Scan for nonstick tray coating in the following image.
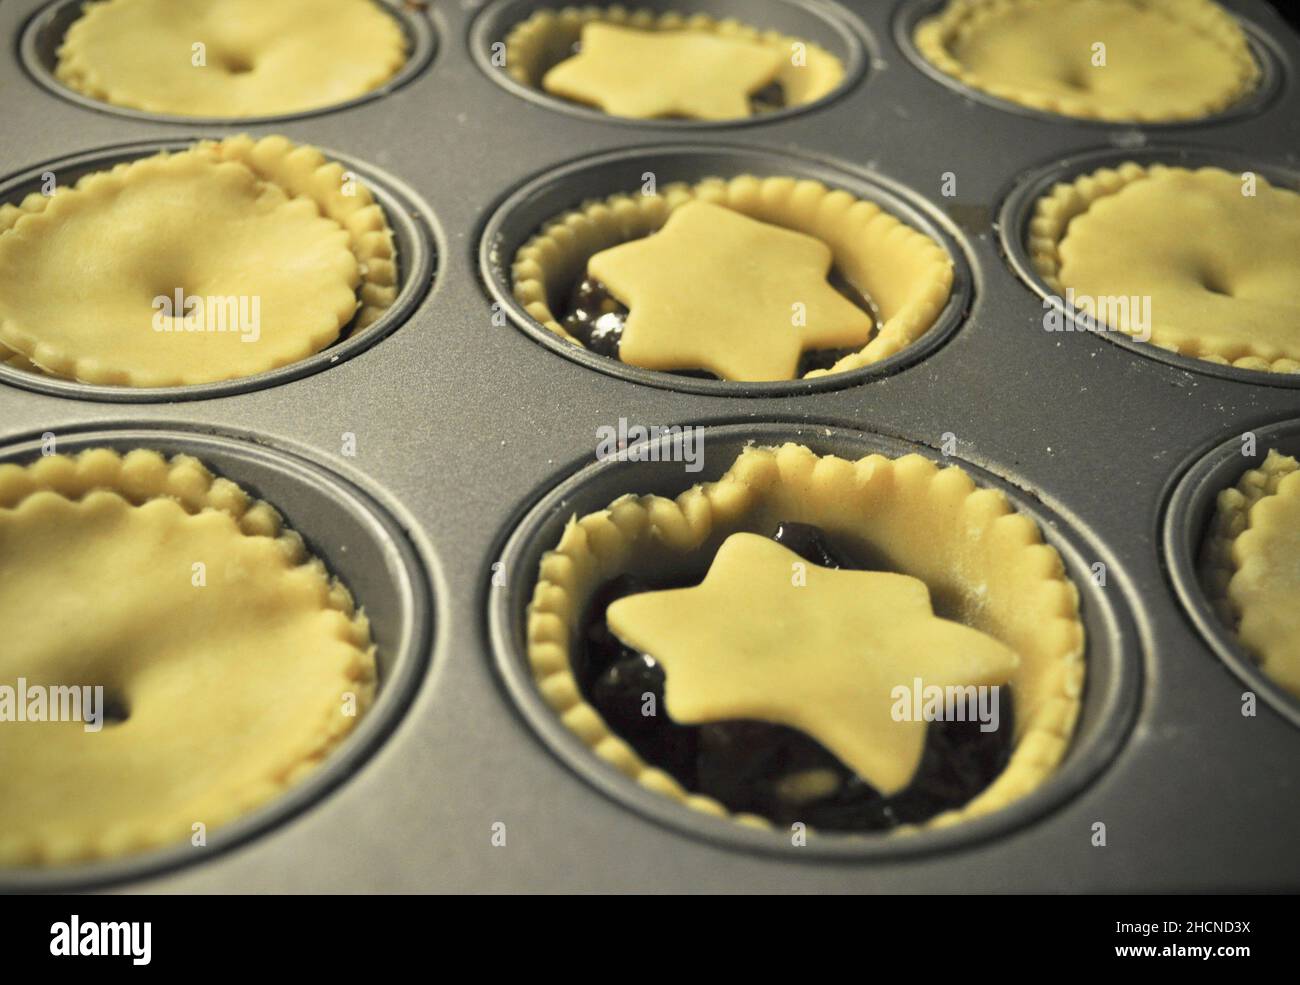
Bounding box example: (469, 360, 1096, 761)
(1, 0, 1297, 892)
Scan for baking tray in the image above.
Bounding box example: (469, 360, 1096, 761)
(0, 0, 1297, 892)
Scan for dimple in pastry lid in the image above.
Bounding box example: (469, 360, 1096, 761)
(488, 424, 1141, 857)
(0, 429, 430, 887)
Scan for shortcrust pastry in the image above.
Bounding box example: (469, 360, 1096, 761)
(914, 0, 1259, 122)
(1030, 163, 1300, 374)
(0, 448, 376, 866)
(0, 135, 398, 388)
(56, 0, 407, 118)
(1200, 449, 1300, 698)
(504, 7, 844, 121)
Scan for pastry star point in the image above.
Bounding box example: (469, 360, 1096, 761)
(606, 532, 1019, 795)
(588, 200, 874, 381)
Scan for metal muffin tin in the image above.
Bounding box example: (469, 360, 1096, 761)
(0, 0, 1297, 892)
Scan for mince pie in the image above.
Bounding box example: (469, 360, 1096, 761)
(0, 135, 397, 387)
(914, 0, 1259, 122)
(1200, 449, 1300, 698)
(57, 0, 407, 118)
(1030, 163, 1300, 374)
(0, 448, 376, 866)
(513, 177, 954, 382)
(504, 6, 845, 121)
(526, 444, 1086, 831)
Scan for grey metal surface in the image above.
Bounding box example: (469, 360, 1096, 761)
(0, 0, 1297, 892)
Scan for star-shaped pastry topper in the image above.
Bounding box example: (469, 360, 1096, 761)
(607, 533, 1020, 795)
(543, 23, 785, 121)
(587, 201, 874, 381)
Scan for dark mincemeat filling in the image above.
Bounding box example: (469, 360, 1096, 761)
(560, 272, 876, 379)
(748, 80, 787, 114)
(576, 522, 1015, 831)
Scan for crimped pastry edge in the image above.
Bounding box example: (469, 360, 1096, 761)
(913, 0, 1260, 123)
(0, 134, 399, 386)
(1028, 161, 1300, 375)
(1199, 449, 1300, 696)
